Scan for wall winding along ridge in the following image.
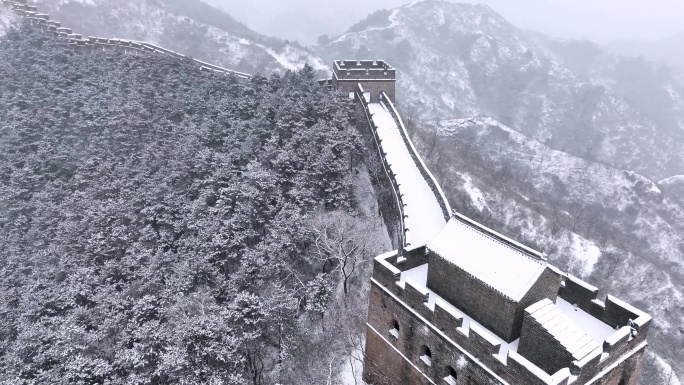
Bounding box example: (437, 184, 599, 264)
(355, 85, 451, 250)
(1, 0, 252, 79)
(3, 0, 450, 253)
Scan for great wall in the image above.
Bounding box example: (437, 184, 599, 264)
(0, 1, 653, 384)
(1, 0, 252, 79)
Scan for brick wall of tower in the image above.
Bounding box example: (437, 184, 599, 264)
(585, 347, 645, 385)
(366, 255, 648, 385)
(333, 79, 396, 103)
(364, 327, 433, 385)
(517, 310, 574, 375)
(426, 253, 517, 342)
(571, 330, 648, 385)
(512, 268, 563, 338)
(426, 253, 561, 342)
(363, 283, 508, 385)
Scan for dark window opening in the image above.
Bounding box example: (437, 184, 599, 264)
(389, 319, 399, 339)
(420, 346, 432, 366)
(444, 366, 457, 384)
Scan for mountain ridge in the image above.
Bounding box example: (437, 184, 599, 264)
(30, 0, 329, 75)
(316, 0, 684, 181)
(608, 30, 684, 72)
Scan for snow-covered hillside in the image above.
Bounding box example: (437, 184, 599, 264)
(316, 1, 684, 181)
(29, 0, 327, 75)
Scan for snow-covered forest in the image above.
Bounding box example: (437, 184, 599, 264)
(0, 25, 383, 384)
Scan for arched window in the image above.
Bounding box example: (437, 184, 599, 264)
(444, 366, 457, 385)
(389, 319, 399, 339)
(420, 345, 432, 366)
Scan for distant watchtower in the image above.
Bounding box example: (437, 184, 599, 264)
(332, 60, 396, 103)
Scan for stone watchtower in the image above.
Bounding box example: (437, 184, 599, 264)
(332, 60, 396, 103)
(365, 214, 651, 385)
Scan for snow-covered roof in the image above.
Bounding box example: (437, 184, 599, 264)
(427, 216, 547, 301)
(526, 299, 609, 362)
(555, 298, 615, 343)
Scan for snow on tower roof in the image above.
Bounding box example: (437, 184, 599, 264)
(427, 216, 547, 301)
(527, 299, 607, 362)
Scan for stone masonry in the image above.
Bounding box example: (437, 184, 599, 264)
(332, 60, 396, 103)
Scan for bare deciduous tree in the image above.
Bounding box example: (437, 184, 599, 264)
(310, 210, 376, 296)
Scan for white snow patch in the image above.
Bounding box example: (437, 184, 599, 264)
(660, 175, 684, 186)
(263, 45, 328, 72)
(58, 0, 97, 5)
(339, 346, 366, 385)
(460, 173, 487, 211)
(0, 6, 19, 37)
(648, 183, 662, 195)
(555, 298, 615, 343)
(456, 355, 468, 369)
(652, 353, 682, 385)
(387, 8, 401, 28)
(435, 9, 445, 26)
(569, 233, 601, 276)
(666, 84, 683, 110)
(406, 0, 427, 7)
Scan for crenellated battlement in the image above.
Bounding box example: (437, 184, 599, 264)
(334, 60, 396, 80)
(559, 275, 651, 335)
(333, 59, 396, 103)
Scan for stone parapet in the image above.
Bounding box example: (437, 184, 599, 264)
(380, 92, 452, 223)
(357, 84, 408, 250)
(558, 275, 651, 336)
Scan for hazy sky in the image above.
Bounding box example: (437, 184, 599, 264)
(202, 0, 684, 45)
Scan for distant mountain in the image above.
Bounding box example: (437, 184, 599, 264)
(316, 1, 684, 181)
(608, 31, 684, 72)
(29, 0, 328, 75)
(198, 0, 392, 47)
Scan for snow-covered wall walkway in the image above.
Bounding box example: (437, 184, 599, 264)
(365, 97, 448, 247)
